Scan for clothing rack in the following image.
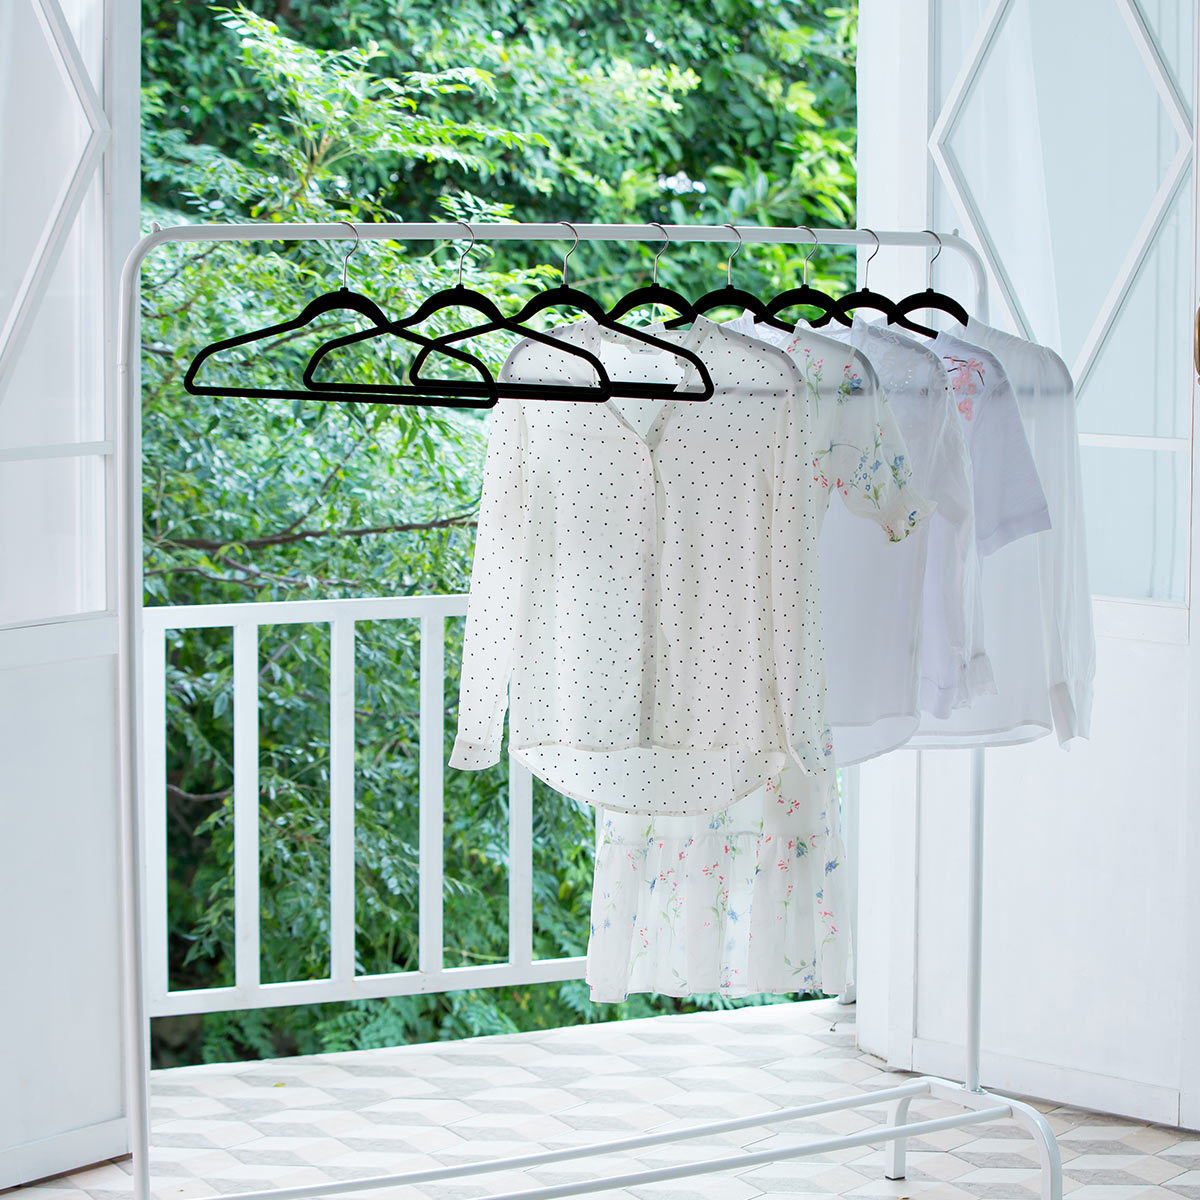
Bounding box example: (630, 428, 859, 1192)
(114, 222, 1063, 1200)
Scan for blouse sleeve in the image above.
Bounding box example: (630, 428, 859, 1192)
(810, 350, 936, 542)
(448, 398, 530, 770)
(1035, 349, 1096, 744)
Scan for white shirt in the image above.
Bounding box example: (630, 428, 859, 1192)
(910, 319, 1095, 746)
(725, 314, 946, 762)
(448, 316, 833, 814)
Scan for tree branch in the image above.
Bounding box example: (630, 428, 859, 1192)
(166, 510, 476, 551)
(167, 783, 233, 803)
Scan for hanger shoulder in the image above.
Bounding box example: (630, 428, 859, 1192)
(298, 287, 391, 326)
(893, 287, 969, 324)
(606, 283, 694, 324)
(826, 286, 898, 328)
(762, 283, 840, 329)
(395, 284, 508, 329)
(510, 286, 607, 324)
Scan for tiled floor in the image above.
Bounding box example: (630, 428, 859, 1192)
(10, 999, 1200, 1200)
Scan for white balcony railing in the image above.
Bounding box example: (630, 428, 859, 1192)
(140, 595, 585, 1018)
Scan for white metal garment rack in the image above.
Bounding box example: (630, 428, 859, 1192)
(114, 221, 1064, 1200)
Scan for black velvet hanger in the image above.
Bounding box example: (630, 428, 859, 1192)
(824, 229, 901, 327)
(183, 223, 500, 409)
(889, 230, 970, 338)
(183, 286, 508, 408)
(758, 227, 841, 331)
(662, 224, 789, 332)
(303, 224, 616, 404)
(605, 223, 697, 327)
(359, 224, 716, 401)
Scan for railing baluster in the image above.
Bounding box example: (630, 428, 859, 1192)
(329, 619, 356, 982)
(142, 625, 169, 1003)
(509, 758, 534, 969)
(232, 621, 260, 992)
(418, 615, 445, 976)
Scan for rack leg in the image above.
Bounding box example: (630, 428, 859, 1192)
(884, 1093, 914, 1180)
(966, 746, 985, 1091)
(1006, 1095, 1064, 1200)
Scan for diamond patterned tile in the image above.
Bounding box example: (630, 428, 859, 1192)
(8, 999, 1200, 1200)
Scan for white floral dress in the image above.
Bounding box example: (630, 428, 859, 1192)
(586, 321, 932, 1003)
(587, 770, 847, 999)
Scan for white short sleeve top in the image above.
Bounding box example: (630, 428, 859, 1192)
(929, 328, 1052, 554)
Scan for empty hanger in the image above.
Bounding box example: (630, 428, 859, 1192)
(183, 221, 493, 406)
(303, 222, 614, 404)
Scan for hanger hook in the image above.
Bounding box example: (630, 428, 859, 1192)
(798, 225, 818, 286)
(339, 220, 360, 290)
(454, 220, 476, 288)
(923, 228, 943, 290)
(558, 221, 579, 287)
(723, 223, 743, 286)
(862, 227, 881, 287)
(650, 222, 670, 284)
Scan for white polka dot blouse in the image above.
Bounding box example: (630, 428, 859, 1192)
(449, 316, 841, 815)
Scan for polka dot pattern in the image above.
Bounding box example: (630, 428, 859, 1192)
(447, 316, 832, 815)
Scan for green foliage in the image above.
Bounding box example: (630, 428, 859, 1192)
(142, 0, 856, 1068)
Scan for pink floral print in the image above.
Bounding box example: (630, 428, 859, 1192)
(945, 354, 985, 420)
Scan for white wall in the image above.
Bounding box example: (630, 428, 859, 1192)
(856, 0, 1199, 1126)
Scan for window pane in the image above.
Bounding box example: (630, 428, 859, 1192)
(945, 0, 1183, 369)
(0, 0, 93, 350)
(1080, 445, 1188, 602)
(0, 185, 105, 450)
(1076, 180, 1193, 439)
(0, 454, 106, 624)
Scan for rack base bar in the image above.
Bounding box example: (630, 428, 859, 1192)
(194, 1080, 929, 1200)
(473, 1105, 1013, 1200)
(201, 1102, 1012, 1200)
(889, 1078, 1064, 1200)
